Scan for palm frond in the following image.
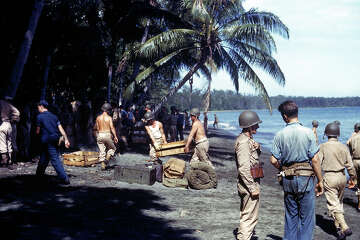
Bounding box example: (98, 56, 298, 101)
(224, 9, 289, 39)
(222, 24, 276, 55)
(218, 46, 239, 91)
(230, 49, 272, 111)
(137, 29, 200, 61)
(135, 48, 190, 84)
(228, 43, 285, 86)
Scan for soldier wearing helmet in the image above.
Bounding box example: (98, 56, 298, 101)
(347, 122, 360, 212)
(233, 110, 262, 240)
(144, 112, 167, 163)
(94, 102, 118, 170)
(184, 108, 214, 168)
(318, 122, 356, 239)
(312, 120, 319, 145)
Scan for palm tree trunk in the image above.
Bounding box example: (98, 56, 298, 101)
(107, 64, 113, 103)
(154, 62, 202, 114)
(6, 0, 44, 99)
(40, 48, 54, 100)
(130, 19, 150, 82)
(203, 80, 211, 112)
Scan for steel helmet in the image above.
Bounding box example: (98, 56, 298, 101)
(333, 120, 341, 126)
(190, 108, 200, 117)
(325, 122, 340, 137)
(238, 111, 262, 128)
(101, 103, 112, 112)
(354, 123, 360, 131)
(312, 120, 319, 128)
(144, 112, 154, 121)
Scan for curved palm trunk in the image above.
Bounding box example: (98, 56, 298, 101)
(203, 80, 211, 112)
(154, 62, 202, 114)
(6, 0, 44, 99)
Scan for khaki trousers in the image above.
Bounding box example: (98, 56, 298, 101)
(149, 138, 163, 162)
(96, 132, 116, 162)
(353, 159, 360, 194)
(324, 171, 347, 228)
(190, 140, 214, 169)
(237, 181, 260, 240)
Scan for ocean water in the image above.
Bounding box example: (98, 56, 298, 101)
(202, 107, 360, 151)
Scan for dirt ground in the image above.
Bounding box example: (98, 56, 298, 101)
(1, 128, 359, 240)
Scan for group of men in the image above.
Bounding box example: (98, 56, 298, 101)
(3, 97, 360, 239)
(144, 107, 214, 169)
(157, 105, 188, 142)
(235, 100, 360, 240)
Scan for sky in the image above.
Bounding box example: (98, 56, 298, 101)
(187, 0, 360, 97)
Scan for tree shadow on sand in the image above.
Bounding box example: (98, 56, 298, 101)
(316, 214, 337, 238)
(0, 175, 198, 240)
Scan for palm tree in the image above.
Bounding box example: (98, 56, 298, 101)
(135, 0, 289, 112)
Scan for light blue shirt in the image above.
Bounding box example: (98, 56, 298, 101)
(271, 122, 319, 166)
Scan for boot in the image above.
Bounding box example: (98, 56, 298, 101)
(334, 213, 352, 238)
(336, 228, 345, 240)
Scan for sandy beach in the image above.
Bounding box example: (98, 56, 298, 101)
(0, 127, 359, 240)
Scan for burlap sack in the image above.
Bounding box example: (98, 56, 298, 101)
(163, 158, 186, 179)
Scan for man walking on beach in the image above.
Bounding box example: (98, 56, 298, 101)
(35, 100, 71, 184)
(347, 122, 360, 211)
(213, 113, 219, 128)
(184, 108, 214, 168)
(318, 122, 356, 239)
(234, 110, 263, 240)
(94, 103, 118, 170)
(269, 100, 323, 240)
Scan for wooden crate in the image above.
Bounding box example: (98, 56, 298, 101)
(156, 140, 190, 157)
(62, 151, 99, 167)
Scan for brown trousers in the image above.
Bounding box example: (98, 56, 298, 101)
(96, 132, 116, 162)
(190, 140, 214, 169)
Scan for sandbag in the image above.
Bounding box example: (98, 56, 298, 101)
(186, 162, 217, 190)
(163, 158, 186, 179)
(162, 176, 188, 188)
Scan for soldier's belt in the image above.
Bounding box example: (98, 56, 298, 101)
(280, 162, 314, 177)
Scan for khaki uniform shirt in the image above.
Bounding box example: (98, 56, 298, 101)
(318, 138, 356, 177)
(235, 133, 260, 193)
(348, 133, 360, 159)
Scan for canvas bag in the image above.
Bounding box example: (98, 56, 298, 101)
(163, 158, 186, 179)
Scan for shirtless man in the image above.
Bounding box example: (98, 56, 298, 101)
(94, 103, 118, 170)
(184, 108, 214, 168)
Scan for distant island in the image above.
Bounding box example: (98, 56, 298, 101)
(167, 88, 360, 111)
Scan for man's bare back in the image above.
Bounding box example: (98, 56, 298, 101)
(191, 119, 206, 142)
(96, 113, 113, 132)
(95, 112, 118, 143)
(184, 118, 206, 152)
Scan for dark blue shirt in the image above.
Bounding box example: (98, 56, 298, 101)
(36, 111, 61, 144)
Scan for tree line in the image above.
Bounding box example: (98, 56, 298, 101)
(2, 0, 289, 113)
(167, 88, 360, 111)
